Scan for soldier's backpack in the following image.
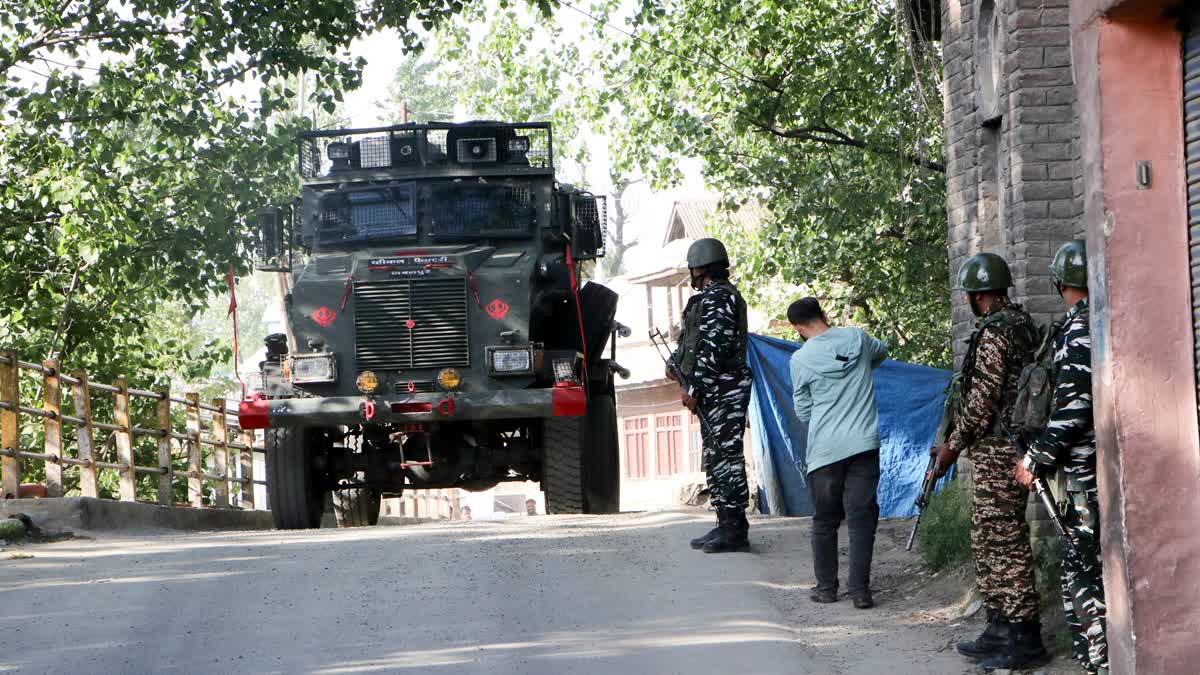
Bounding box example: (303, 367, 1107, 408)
(1010, 319, 1064, 436)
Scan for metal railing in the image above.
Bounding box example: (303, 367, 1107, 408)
(0, 350, 264, 509)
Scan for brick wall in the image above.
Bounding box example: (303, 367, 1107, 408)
(941, 0, 1084, 366)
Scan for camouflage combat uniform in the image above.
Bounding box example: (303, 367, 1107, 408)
(947, 297, 1041, 622)
(1025, 298, 1107, 673)
(675, 280, 752, 512)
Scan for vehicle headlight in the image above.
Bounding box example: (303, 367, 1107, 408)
(488, 347, 533, 375)
(355, 370, 379, 394)
(289, 353, 337, 384)
(437, 367, 462, 390)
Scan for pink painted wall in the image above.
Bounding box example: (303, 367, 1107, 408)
(1071, 1, 1200, 672)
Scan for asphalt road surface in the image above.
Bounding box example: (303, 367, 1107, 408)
(0, 511, 1050, 674)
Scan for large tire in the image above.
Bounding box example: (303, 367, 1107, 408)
(583, 394, 621, 514)
(332, 484, 381, 527)
(542, 416, 585, 514)
(266, 427, 327, 529)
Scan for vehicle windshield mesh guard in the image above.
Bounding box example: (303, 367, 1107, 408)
(429, 183, 534, 237)
(318, 184, 417, 244)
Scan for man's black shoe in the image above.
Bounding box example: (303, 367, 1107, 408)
(690, 526, 721, 550)
(702, 526, 750, 553)
(852, 592, 874, 609)
(810, 588, 838, 603)
(979, 619, 1049, 672)
(956, 609, 1008, 661)
(702, 508, 750, 553)
(690, 512, 724, 550)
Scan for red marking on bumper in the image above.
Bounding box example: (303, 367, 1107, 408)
(392, 402, 433, 414)
(238, 396, 271, 429)
(363, 400, 377, 421)
(552, 386, 587, 417)
(312, 306, 336, 327)
(437, 398, 456, 416)
(485, 299, 510, 320)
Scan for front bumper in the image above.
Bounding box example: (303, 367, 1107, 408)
(238, 386, 586, 429)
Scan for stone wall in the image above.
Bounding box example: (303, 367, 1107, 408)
(941, 0, 1085, 366)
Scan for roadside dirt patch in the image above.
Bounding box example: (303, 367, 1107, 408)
(749, 515, 1085, 674)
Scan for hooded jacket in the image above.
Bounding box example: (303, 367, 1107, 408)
(789, 327, 889, 473)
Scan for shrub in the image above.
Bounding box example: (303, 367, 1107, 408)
(917, 480, 974, 571)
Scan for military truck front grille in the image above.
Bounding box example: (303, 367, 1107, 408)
(393, 380, 435, 394)
(354, 279, 470, 371)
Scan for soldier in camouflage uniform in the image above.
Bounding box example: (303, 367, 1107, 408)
(669, 238, 753, 554)
(1015, 240, 1107, 674)
(931, 253, 1046, 669)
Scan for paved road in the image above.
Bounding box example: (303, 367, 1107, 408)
(0, 511, 1008, 674)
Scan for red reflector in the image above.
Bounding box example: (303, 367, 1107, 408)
(552, 386, 587, 417)
(238, 396, 270, 429)
(391, 402, 433, 414)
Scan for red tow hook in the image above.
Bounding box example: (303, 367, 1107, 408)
(436, 398, 455, 416)
(362, 400, 377, 421)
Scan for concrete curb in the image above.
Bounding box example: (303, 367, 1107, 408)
(0, 498, 275, 532)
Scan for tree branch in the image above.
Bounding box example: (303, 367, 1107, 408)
(750, 118, 945, 173)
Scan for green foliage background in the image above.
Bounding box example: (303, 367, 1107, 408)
(384, 0, 951, 365)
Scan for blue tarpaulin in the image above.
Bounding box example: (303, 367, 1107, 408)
(746, 334, 952, 518)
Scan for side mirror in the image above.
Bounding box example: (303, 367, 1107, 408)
(568, 193, 607, 261)
(254, 205, 292, 272)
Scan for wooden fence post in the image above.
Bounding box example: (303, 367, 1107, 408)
(240, 429, 255, 510)
(156, 388, 173, 506)
(72, 371, 97, 498)
(42, 359, 63, 497)
(186, 393, 202, 507)
(113, 379, 136, 502)
(211, 398, 229, 508)
(0, 351, 19, 499)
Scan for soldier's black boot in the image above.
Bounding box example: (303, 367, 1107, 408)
(690, 511, 724, 550)
(979, 619, 1048, 672)
(956, 609, 1009, 661)
(703, 508, 750, 553)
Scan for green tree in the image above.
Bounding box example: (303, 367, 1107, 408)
(0, 0, 528, 383)
(588, 0, 950, 364)
(413, 4, 644, 275)
(422, 1, 948, 363)
(0, 0, 559, 499)
(377, 57, 457, 123)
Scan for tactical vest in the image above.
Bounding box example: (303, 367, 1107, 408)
(945, 303, 1039, 439)
(678, 280, 749, 379)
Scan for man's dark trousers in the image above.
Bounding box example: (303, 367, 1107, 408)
(808, 449, 880, 598)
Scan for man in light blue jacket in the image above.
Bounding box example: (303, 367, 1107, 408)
(788, 298, 888, 609)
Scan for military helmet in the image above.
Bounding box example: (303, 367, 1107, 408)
(957, 252, 1013, 292)
(686, 238, 729, 269)
(1051, 240, 1088, 289)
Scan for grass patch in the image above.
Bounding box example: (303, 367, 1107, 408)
(917, 480, 973, 571)
(1034, 537, 1064, 609)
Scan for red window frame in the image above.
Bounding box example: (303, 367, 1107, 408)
(622, 416, 650, 479)
(654, 412, 684, 476)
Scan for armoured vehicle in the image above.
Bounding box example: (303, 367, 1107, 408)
(240, 121, 625, 529)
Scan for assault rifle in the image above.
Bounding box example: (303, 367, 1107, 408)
(906, 455, 938, 551)
(648, 328, 715, 437)
(1009, 432, 1076, 558)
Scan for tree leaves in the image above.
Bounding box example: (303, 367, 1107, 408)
(0, 0, 485, 384)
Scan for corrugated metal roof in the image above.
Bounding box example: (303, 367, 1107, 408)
(662, 198, 769, 246)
